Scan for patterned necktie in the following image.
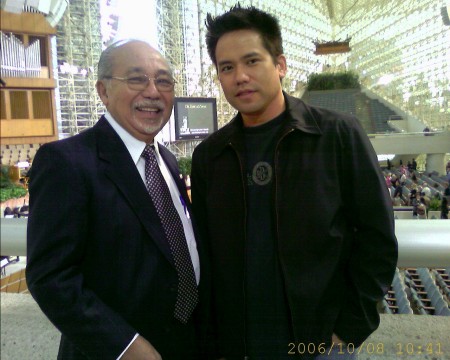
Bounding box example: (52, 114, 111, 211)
(142, 145, 198, 323)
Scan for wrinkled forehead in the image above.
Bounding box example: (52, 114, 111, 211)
(112, 42, 172, 75)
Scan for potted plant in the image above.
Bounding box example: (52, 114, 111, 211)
(178, 157, 192, 178)
(0, 165, 28, 203)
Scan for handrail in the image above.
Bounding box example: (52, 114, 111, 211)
(1, 218, 27, 256)
(1, 218, 450, 268)
(368, 130, 446, 137)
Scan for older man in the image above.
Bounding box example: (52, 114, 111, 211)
(27, 40, 205, 360)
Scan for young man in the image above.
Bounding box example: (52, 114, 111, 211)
(191, 5, 398, 360)
(26, 40, 206, 360)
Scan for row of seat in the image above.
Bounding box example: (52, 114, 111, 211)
(404, 268, 450, 316)
(3, 206, 29, 218)
(432, 269, 450, 300)
(385, 168, 447, 195)
(381, 268, 413, 314)
(382, 267, 450, 316)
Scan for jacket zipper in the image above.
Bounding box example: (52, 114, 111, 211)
(273, 128, 297, 343)
(229, 142, 249, 359)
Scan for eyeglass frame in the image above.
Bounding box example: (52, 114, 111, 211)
(103, 74, 177, 92)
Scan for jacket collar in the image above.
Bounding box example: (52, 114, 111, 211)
(207, 92, 322, 156)
(284, 92, 322, 135)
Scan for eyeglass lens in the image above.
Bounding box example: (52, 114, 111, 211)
(126, 75, 175, 92)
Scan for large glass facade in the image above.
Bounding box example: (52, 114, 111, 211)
(162, 0, 449, 129)
(336, 0, 449, 129)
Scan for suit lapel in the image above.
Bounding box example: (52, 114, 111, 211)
(94, 117, 175, 266)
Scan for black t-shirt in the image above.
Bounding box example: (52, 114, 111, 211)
(243, 112, 293, 359)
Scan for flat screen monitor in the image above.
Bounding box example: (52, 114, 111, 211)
(173, 97, 218, 140)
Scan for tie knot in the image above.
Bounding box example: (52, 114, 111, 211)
(142, 144, 156, 161)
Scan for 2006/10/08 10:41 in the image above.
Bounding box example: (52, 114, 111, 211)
(287, 342, 444, 356)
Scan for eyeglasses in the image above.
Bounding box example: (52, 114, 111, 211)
(104, 74, 176, 92)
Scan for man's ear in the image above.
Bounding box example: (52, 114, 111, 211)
(96, 80, 109, 106)
(276, 54, 287, 79)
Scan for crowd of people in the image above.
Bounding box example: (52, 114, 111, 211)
(385, 161, 450, 219)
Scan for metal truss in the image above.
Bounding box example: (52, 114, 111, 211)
(55, 0, 449, 149)
(56, 0, 104, 137)
(334, 0, 450, 130)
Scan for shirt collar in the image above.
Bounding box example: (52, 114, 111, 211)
(104, 111, 160, 165)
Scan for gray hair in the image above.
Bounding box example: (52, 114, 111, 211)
(97, 39, 174, 80)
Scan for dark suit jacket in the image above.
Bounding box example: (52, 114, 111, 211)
(26, 117, 207, 359)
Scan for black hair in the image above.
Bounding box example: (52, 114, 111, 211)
(205, 4, 283, 66)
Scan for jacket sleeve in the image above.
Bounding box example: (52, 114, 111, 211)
(191, 144, 209, 247)
(191, 144, 220, 359)
(26, 143, 136, 359)
(333, 117, 398, 346)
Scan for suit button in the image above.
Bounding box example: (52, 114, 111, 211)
(169, 284, 177, 292)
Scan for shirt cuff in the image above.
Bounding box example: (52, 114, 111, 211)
(117, 333, 139, 359)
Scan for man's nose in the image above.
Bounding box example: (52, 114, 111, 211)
(141, 78, 160, 97)
(234, 65, 250, 84)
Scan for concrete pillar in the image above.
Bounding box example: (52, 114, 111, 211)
(426, 153, 445, 175)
